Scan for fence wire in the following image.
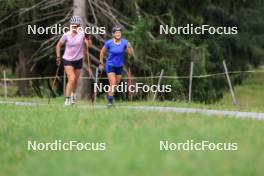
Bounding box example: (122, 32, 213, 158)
(1, 68, 264, 103)
(1, 69, 264, 81)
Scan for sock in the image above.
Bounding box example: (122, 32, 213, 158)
(108, 96, 113, 104)
(71, 92, 76, 99)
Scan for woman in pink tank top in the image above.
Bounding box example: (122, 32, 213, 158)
(56, 16, 92, 106)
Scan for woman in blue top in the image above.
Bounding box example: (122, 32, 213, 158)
(99, 26, 134, 107)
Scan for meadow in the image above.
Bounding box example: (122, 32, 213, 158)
(0, 70, 264, 176)
(0, 104, 264, 176)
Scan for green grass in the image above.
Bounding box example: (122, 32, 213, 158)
(220, 72, 264, 111)
(0, 104, 264, 176)
(1, 69, 263, 175)
(119, 71, 264, 112)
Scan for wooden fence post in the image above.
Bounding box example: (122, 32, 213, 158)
(223, 60, 237, 105)
(153, 69, 164, 101)
(188, 62, 194, 102)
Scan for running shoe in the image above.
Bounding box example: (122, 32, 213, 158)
(71, 92, 77, 104)
(107, 103, 114, 108)
(64, 98, 71, 106)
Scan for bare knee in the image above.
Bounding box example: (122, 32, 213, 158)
(74, 76, 79, 85)
(68, 75, 76, 85)
(109, 79, 116, 87)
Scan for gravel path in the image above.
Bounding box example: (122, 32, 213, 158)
(1, 100, 264, 120)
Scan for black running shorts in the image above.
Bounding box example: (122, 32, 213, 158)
(63, 59, 83, 69)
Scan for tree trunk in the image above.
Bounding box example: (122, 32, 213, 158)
(16, 17, 32, 96)
(73, 0, 91, 100)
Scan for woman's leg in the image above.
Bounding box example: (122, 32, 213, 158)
(69, 69, 81, 103)
(115, 66, 123, 85)
(72, 69, 81, 93)
(107, 72, 116, 105)
(115, 75, 122, 85)
(64, 66, 76, 101)
(72, 59, 82, 93)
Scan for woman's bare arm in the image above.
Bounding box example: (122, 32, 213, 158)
(100, 47, 107, 64)
(127, 42, 134, 56)
(56, 42, 63, 65)
(85, 37, 93, 49)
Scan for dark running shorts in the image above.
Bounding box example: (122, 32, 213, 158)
(106, 65, 123, 75)
(63, 59, 83, 69)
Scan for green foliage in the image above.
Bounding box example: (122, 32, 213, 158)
(1, 0, 264, 102)
(121, 0, 264, 103)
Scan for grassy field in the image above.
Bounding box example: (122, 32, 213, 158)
(0, 70, 263, 176)
(220, 71, 264, 111)
(0, 103, 264, 176)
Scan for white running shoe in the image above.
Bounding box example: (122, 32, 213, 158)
(107, 103, 115, 108)
(64, 98, 71, 106)
(71, 92, 77, 104)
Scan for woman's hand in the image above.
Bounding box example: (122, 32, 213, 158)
(56, 57, 61, 66)
(99, 63, 104, 72)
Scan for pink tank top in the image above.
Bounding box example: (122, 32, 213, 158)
(59, 31, 85, 61)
